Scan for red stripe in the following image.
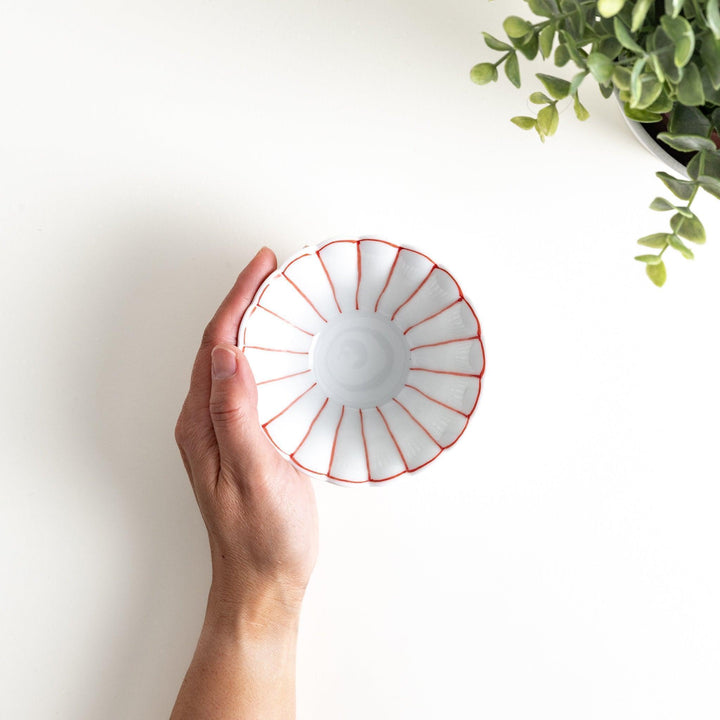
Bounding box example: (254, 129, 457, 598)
(292, 397, 329, 457)
(282, 272, 328, 322)
(391, 264, 436, 321)
(317, 251, 342, 314)
(403, 297, 462, 335)
(393, 398, 442, 448)
(409, 367, 480, 378)
(376, 405, 409, 471)
(359, 408, 371, 481)
(374, 246, 401, 313)
(243, 346, 308, 355)
(256, 304, 314, 336)
(262, 383, 317, 428)
(404, 384, 468, 417)
(327, 405, 345, 477)
(256, 368, 312, 386)
(409, 335, 478, 351)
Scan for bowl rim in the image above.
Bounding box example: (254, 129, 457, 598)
(238, 236, 486, 486)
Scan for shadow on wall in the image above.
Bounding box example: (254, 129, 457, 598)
(71, 209, 267, 719)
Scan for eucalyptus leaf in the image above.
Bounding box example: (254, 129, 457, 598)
(598, 0, 625, 18)
(668, 104, 712, 136)
(660, 15, 695, 67)
(504, 16, 533, 39)
(676, 63, 705, 106)
(656, 171, 696, 200)
(530, 91, 553, 104)
(623, 103, 663, 122)
(708, 0, 720, 40)
(646, 260, 667, 286)
(613, 66, 632, 90)
(570, 71, 588, 95)
(635, 254, 664, 264)
(614, 17, 645, 54)
(657, 132, 716, 152)
(671, 212, 706, 242)
(649, 196, 675, 211)
(667, 0, 686, 19)
(554, 43, 571, 66)
(637, 232, 671, 247)
(667, 233, 695, 258)
(632, 0, 654, 32)
(537, 104, 560, 135)
(587, 52, 615, 84)
(634, 74, 664, 109)
(539, 24, 555, 59)
(537, 73, 571, 99)
(505, 52, 521, 88)
(699, 174, 720, 198)
(511, 115, 537, 130)
(483, 33, 512, 52)
(700, 35, 720, 89)
(573, 95, 590, 120)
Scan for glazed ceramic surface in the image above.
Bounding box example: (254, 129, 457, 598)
(238, 238, 485, 484)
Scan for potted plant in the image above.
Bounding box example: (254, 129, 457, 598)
(471, 0, 720, 285)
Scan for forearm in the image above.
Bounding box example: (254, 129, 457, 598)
(170, 588, 300, 720)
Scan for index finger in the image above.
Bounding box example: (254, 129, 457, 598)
(183, 247, 277, 415)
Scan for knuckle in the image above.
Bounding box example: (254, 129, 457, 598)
(174, 414, 190, 447)
(209, 400, 248, 426)
(201, 321, 218, 349)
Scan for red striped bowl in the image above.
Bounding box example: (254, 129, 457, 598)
(238, 238, 485, 485)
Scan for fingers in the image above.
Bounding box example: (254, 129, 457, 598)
(184, 247, 277, 417)
(209, 344, 270, 479)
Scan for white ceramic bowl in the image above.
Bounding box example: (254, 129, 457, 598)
(238, 238, 485, 484)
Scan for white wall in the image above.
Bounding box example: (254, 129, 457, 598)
(2, 1, 719, 718)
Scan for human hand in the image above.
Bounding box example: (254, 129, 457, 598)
(174, 247, 319, 627)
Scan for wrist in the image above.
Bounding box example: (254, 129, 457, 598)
(205, 578, 303, 642)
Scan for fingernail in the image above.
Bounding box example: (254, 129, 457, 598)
(255, 246, 268, 258)
(212, 346, 237, 379)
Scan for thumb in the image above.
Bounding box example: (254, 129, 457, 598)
(209, 343, 266, 466)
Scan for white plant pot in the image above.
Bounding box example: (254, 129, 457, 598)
(617, 101, 688, 177)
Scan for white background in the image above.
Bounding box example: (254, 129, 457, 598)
(2, 1, 719, 718)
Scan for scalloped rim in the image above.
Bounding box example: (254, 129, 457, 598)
(238, 237, 486, 486)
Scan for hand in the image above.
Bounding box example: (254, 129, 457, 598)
(174, 247, 319, 625)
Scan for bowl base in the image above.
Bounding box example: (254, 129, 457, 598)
(309, 310, 410, 409)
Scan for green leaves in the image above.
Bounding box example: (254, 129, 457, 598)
(511, 116, 537, 130)
(587, 52, 614, 84)
(650, 196, 675, 211)
(482, 33, 511, 52)
(469, 0, 720, 287)
(656, 171, 696, 200)
(505, 52, 521, 87)
(660, 15, 695, 67)
(537, 103, 560, 136)
(671, 212, 706, 242)
(638, 232, 671, 248)
(676, 63, 705, 105)
(503, 16, 533, 39)
(598, 0, 625, 18)
(536, 73, 570, 99)
(470, 63, 498, 85)
(614, 17, 645, 54)
(539, 24, 555, 59)
(632, 0, 654, 32)
(708, 0, 720, 40)
(657, 133, 717, 152)
(646, 260, 668, 286)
